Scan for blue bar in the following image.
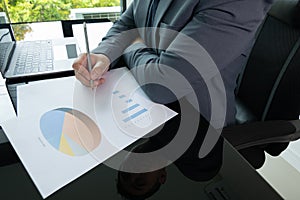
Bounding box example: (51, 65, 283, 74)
(113, 90, 119, 94)
(123, 108, 148, 123)
(126, 99, 133, 103)
(122, 104, 140, 114)
(119, 95, 126, 99)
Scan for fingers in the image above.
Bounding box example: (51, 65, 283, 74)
(74, 70, 91, 87)
(91, 64, 108, 81)
(73, 53, 110, 88)
(75, 71, 105, 88)
(73, 54, 92, 87)
(77, 64, 91, 81)
(72, 53, 90, 79)
(72, 53, 86, 71)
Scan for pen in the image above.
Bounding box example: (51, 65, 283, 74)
(83, 22, 93, 88)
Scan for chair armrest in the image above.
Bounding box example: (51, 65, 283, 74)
(222, 120, 300, 150)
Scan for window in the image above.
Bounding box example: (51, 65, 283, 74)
(0, 0, 124, 41)
(70, 6, 121, 22)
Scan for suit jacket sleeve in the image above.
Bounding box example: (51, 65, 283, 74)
(91, 2, 139, 64)
(121, 1, 273, 103)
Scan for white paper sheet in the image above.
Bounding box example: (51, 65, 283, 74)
(2, 67, 177, 198)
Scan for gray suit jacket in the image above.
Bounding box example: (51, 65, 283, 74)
(92, 0, 274, 127)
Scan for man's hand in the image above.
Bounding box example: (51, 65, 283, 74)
(72, 53, 110, 88)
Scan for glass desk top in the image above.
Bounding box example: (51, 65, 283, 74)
(0, 139, 282, 200)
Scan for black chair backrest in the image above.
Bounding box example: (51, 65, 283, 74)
(236, 0, 300, 121)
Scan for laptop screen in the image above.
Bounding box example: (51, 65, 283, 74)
(0, 23, 15, 41)
(0, 28, 12, 42)
(0, 23, 15, 75)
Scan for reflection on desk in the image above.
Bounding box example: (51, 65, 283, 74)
(0, 140, 282, 200)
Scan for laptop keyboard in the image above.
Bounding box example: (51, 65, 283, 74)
(14, 40, 53, 75)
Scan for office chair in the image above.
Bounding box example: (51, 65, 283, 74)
(222, 0, 300, 169)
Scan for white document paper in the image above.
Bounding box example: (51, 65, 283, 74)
(2, 67, 177, 198)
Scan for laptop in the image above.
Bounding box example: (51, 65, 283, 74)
(0, 23, 80, 83)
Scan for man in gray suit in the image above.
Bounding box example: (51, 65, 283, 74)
(73, 0, 275, 197)
(73, 0, 274, 127)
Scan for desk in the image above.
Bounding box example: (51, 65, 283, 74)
(0, 139, 282, 199)
(0, 74, 16, 144)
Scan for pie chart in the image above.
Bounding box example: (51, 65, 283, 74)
(40, 108, 101, 156)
